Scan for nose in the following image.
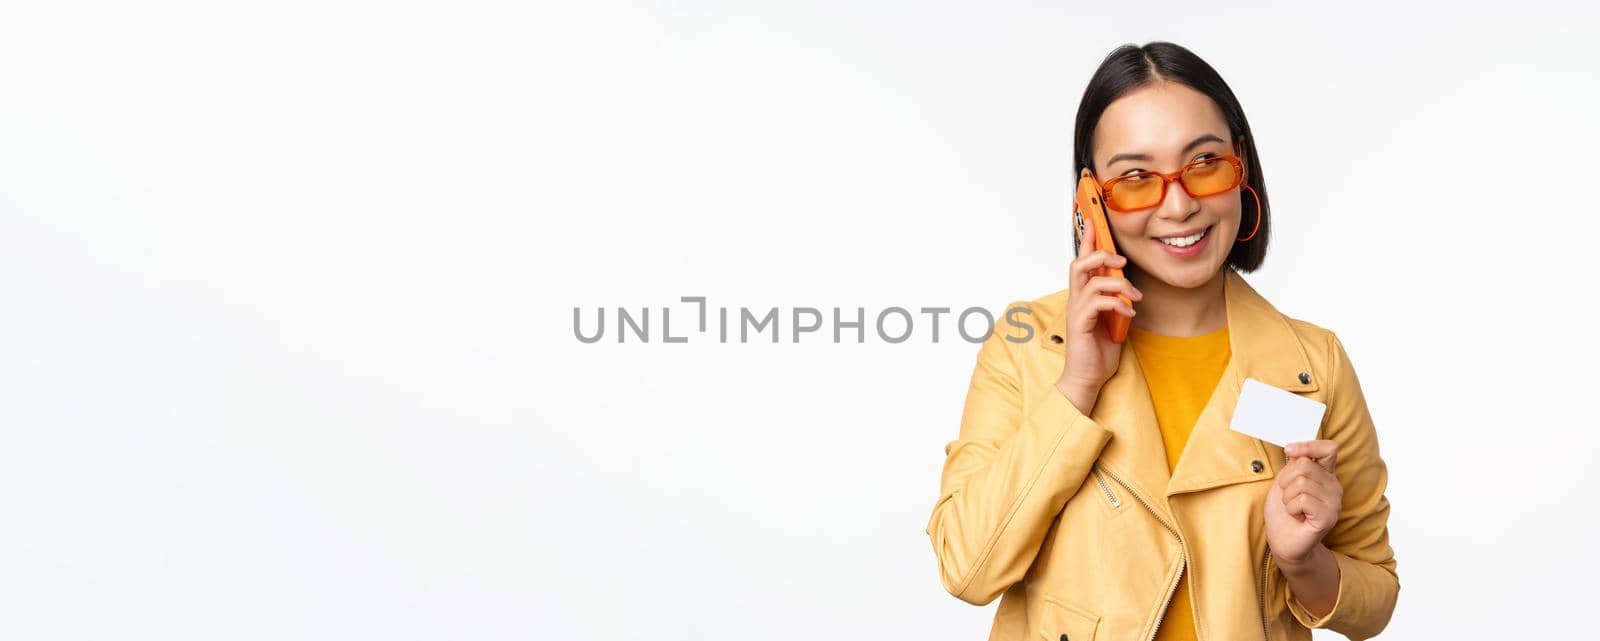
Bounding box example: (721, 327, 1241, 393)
(1156, 177, 1198, 222)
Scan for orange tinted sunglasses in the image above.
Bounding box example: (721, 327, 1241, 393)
(1099, 154, 1246, 213)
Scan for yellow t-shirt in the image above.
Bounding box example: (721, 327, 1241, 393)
(1127, 323, 1231, 641)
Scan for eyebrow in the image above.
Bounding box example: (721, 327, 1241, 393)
(1104, 134, 1227, 169)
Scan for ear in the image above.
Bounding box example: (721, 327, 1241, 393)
(1079, 166, 1093, 181)
(1233, 138, 1248, 180)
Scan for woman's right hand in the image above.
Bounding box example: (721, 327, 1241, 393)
(1055, 212, 1142, 414)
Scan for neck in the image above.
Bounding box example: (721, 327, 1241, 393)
(1126, 265, 1228, 337)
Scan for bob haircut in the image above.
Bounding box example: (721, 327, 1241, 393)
(1073, 41, 1270, 272)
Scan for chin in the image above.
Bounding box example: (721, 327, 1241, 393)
(1132, 254, 1226, 289)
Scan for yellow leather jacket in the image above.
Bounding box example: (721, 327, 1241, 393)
(926, 268, 1398, 641)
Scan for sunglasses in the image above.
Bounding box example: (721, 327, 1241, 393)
(1098, 154, 1246, 213)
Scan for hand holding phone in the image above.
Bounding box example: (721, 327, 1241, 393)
(1072, 176, 1136, 343)
(1056, 176, 1143, 413)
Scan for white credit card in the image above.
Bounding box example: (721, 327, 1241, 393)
(1229, 377, 1326, 447)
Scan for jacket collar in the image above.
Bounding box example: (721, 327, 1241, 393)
(1034, 268, 1319, 517)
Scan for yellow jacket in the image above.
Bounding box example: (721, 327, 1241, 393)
(926, 268, 1398, 641)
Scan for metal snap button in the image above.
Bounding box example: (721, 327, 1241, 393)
(1251, 459, 1265, 473)
(1298, 372, 1311, 384)
(1050, 334, 1064, 344)
(1060, 635, 1069, 641)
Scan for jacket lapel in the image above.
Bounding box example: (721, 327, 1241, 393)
(1036, 268, 1322, 513)
(1085, 341, 1172, 510)
(1166, 269, 1319, 496)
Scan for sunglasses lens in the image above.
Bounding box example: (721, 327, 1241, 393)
(1106, 174, 1164, 211)
(1181, 158, 1242, 196)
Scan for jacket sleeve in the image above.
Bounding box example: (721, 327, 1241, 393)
(1280, 332, 1400, 640)
(924, 303, 1113, 605)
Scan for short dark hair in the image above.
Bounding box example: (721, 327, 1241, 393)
(1073, 41, 1270, 272)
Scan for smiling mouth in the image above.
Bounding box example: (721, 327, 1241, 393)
(1155, 225, 1211, 248)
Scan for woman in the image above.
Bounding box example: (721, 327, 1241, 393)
(925, 42, 1398, 641)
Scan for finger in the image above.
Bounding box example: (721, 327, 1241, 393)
(1285, 440, 1338, 472)
(1284, 486, 1334, 512)
(1283, 472, 1336, 499)
(1283, 477, 1341, 516)
(1275, 457, 1332, 493)
(1298, 458, 1341, 487)
(1284, 439, 1335, 460)
(1284, 490, 1310, 520)
(1069, 295, 1136, 335)
(1070, 251, 1127, 293)
(1288, 492, 1337, 528)
(1286, 493, 1327, 522)
(1083, 275, 1143, 302)
(1070, 250, 1123, 283)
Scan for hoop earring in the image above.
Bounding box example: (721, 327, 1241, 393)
(1236, 184, 1262, 243)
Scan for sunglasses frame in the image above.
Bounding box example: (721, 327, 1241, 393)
(1099, 154, 1247, 213)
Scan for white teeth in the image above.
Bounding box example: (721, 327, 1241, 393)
(1158, 227, 1208, 248)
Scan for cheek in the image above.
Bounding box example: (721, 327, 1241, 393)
(1107, 215, 1148, 251)
(1218, 193, 1246, 229)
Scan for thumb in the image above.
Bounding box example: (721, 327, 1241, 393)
(1285, 439, 1338, 473)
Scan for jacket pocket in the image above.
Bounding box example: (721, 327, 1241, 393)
(1257, 546, 1276, 640)
(1035, 595, 1100, 641)
(1090, 466, 1124, 514)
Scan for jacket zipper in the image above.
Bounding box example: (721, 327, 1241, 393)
(1258, 546, 1273, 640)
(1091, 468, 1121, 508)
(1097, 466, 1185, 641)
(1149, 558, 1185, 641)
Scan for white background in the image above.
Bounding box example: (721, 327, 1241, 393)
(2, 1, 1597, 639)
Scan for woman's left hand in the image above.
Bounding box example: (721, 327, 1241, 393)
(1264, 439, 1343, 564)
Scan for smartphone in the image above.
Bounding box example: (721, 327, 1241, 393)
(1073, 176, 1132, 343)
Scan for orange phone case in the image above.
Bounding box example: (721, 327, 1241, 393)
(1074, 176, 1132, 343)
